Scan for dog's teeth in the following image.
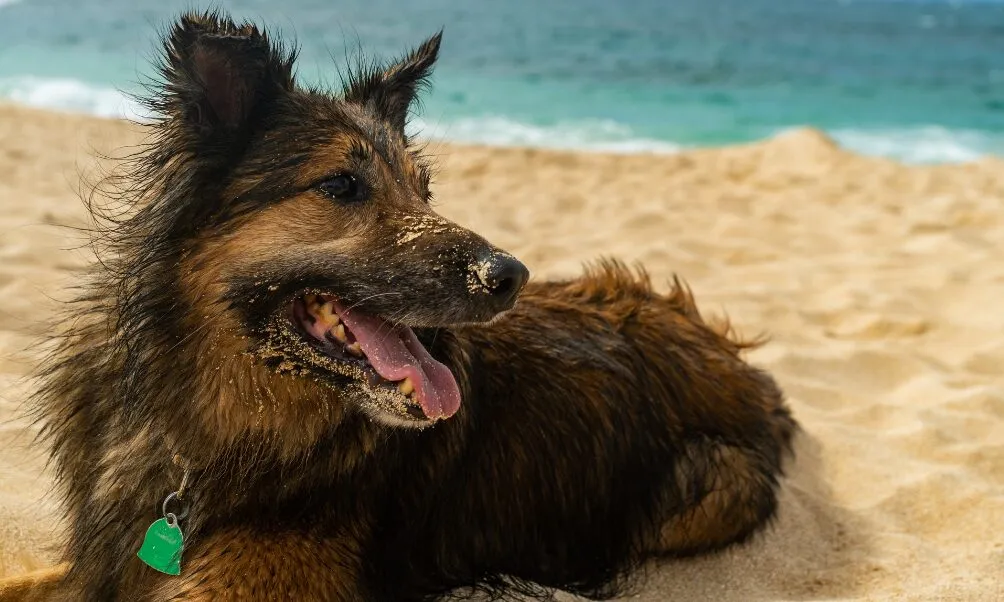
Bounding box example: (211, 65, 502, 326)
(346, 342, 363, 357)
(331, 324, 347, 342)
(318, 303, 340, 326)
(398, 377, 414, 396)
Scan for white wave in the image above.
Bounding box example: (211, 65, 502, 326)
(410, 115, 683, 154)
(0, 0, 22, 7)
(415, 118, 1001, 164)
(0, 76, 147, 120)
(830, 126, 1000, 164)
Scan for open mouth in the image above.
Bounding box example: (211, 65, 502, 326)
(286, 294, 462, 422)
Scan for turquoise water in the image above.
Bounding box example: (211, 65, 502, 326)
(2, 0, 1004, 162)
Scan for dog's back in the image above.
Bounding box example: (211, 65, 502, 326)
(358, 265, 795, 600)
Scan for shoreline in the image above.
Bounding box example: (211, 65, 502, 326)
(2, 99, 1001, 166)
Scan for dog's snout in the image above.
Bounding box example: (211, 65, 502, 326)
(474, 252, 529, 311)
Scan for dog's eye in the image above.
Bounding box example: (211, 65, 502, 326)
(318, 174, 364, 203)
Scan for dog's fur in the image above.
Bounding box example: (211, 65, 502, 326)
(27, 11, 796, 601)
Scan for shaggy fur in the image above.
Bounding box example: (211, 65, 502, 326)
(26, 10, 796, 602)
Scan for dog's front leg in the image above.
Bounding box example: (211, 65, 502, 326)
(143, 527, 369, 601)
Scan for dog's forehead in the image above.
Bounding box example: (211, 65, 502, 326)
(286, 97, 427, 188)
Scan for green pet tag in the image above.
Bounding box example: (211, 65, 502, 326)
(137, 516, 184, 575)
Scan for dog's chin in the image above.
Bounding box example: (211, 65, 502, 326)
(337, 382, 436, 429)
(253, 292, 465, 429)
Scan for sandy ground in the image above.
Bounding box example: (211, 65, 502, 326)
(0, 103, 1002, 600)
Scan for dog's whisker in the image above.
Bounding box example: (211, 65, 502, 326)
(159, 308, 228, 356)
(343, 292, 403, 314)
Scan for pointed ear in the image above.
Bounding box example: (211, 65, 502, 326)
(156, 11, 296, 147)
(345, 31, 442, 132)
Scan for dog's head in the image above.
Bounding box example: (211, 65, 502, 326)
(139, 12, 527, 433)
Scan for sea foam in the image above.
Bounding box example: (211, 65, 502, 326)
(830, 126, 1001, 164)
(0, 77, 146, 121)
(409, 115, 682, 154)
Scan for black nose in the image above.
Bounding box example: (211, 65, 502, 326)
(474, 252, 529, 311)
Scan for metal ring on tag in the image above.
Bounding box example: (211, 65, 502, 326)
(165, 512, 179, 528)
(162, 491, 190, 521)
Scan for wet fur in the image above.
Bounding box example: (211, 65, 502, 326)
(28, 10, 796, 602)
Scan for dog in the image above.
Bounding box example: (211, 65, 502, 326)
(23, 10, 796, 601)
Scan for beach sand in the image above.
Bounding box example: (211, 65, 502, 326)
(0, 103, 1001, 600)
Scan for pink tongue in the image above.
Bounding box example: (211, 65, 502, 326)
(331, 301, 461, 420)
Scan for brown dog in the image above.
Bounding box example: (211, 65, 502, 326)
(25, 10, 796, 601)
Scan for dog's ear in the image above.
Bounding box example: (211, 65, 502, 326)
(156, 11, 296, 145)
(345, 31, 442, 132)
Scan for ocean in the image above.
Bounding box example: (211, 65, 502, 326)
(2, 0, 1003, 163)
